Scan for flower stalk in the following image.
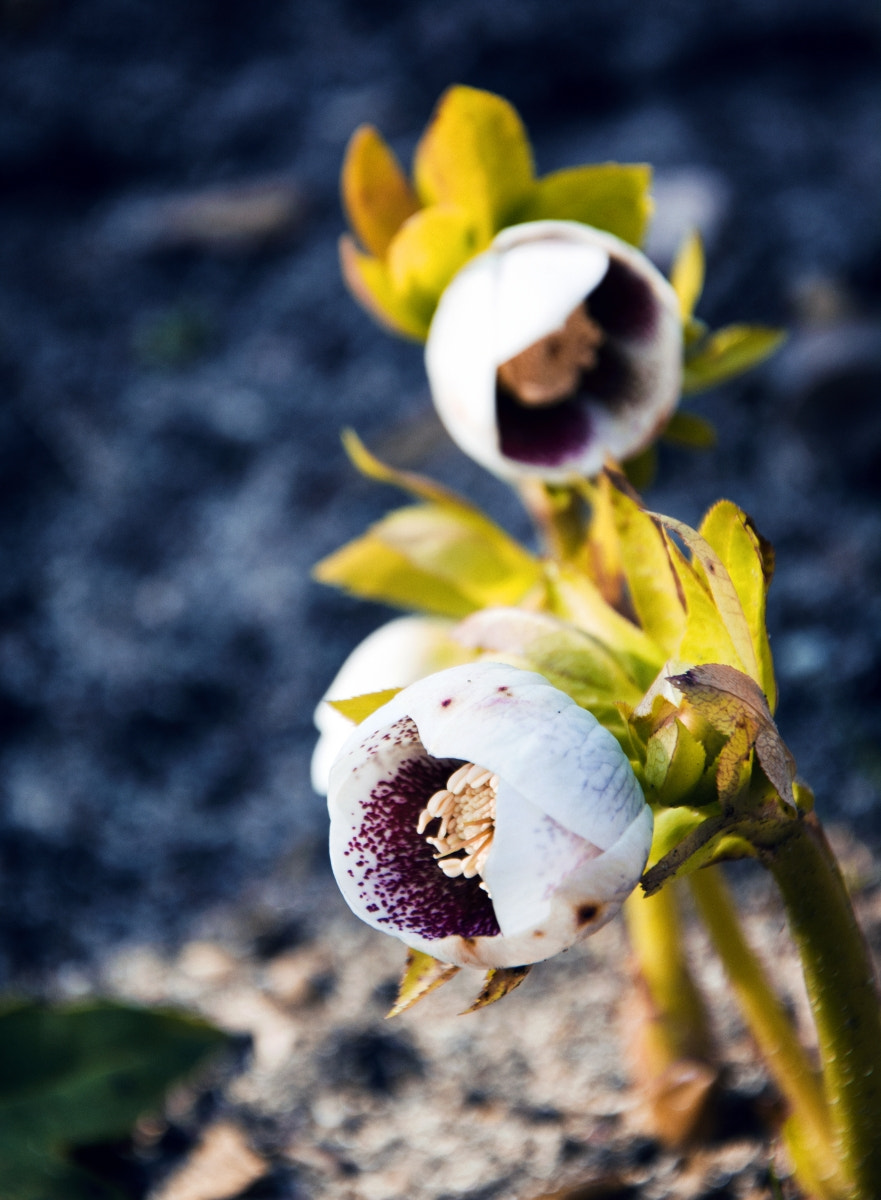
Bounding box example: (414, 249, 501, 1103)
(688, 865, 843, 1197)
(764, 815, 881, 1199)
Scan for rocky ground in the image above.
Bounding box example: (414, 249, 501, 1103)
(1, 0, 880, 1196)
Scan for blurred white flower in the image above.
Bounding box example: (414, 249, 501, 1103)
(328, 661, 652, 968)
(311, 616, 465, 795)
(425, 220, 682, 481)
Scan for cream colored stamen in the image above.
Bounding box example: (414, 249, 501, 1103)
(497, 303, 605, 407)
(417, 762, 499, 891)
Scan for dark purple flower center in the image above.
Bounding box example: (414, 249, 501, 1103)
(340, 729, 500, 941)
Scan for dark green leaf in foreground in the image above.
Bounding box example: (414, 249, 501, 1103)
(0, 1000, 229, 1200)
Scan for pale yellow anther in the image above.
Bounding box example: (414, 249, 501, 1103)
(417, 761, 499, 892)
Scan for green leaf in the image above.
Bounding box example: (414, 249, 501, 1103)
(698, 501, 776, 708)
(519, 163, 653, 246)
(387, 949, 459, 1017)
(662, 410, 717, 449)
(340, 125, 420, 258)
(0, 1000, 228, 1200)
(683, 324, 786, 393)
(669, 230, 704, 320)
(314, 502, 542, 618)
(413, 86, 534, 239)
(327, 688, 402, 724)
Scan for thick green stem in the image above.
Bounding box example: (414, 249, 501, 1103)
(689, 866, 842, 1198)
(767, 814, 881, 1199)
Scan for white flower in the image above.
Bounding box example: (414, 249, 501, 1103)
(311, 616, 466, 795)
(425, 220, 682, 482)
(328, 661, 652, 968)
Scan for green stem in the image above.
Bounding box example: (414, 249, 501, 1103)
(517, 480, 588, 562)
(689, 865, 842, 1198)
(624, 880, 714, 1066)
(766, 814, 881, 1199)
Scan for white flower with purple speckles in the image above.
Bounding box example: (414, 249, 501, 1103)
(328, 661, 652, 969)
(425, 220, 682, 482)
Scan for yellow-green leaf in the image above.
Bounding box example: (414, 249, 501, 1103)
(601, 478, 686, 658)
(462, 965, 531, 1013)
(698, 501, 776, 708)
(387, 205, 480, 324)
(387, 949, 459, 1017)
(652, 512, 759, 682)
(315, 501, 542, 618)
(670, 230, 704, 321)
(339, 236, 430, 340)
(314, 529, 478, 617)
(662, 410, 717, 449)
(413, 86, 534, 238)
(327, 688, 402, 724)
(543, 561, 665, 691)
(341, 125, 420, 258)
(683, 324, 786, 393)
(342, 428, 478, 510)
(519, 163, 653, 247)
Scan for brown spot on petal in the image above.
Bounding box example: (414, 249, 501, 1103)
(576, 903, 600, 926)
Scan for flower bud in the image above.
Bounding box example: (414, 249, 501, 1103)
(425, 220, 682, 481)
(328, 661, 652, 968)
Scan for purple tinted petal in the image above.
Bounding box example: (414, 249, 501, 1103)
(340, 747, 500, 941)
(588, 257, 657, 341)
(495, 382, 592, 466)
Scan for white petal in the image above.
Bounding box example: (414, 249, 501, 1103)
(484, 781, 601, 936)
(492, 236, 609, 364)
(425, 220, 683, 483)
(311, 616, 460, 795)
(407, 661, 645, 848)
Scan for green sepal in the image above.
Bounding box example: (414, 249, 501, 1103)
(516, 162, 653, 247)
(387, 949, 459, 1017)
(644, 718, 709, 807)
(0, 1000, 227, 1200)
(327, 688, 403, 724)
(683, 324, 786, 393)
(462, 965, 531, 1013)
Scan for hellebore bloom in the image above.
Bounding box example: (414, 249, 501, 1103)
(425, 220, 682, 481)
(311, 616, 466, 796)
(328, 661, 652, 968)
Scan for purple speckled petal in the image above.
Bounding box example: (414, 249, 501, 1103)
(329, 712, 499, 943)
